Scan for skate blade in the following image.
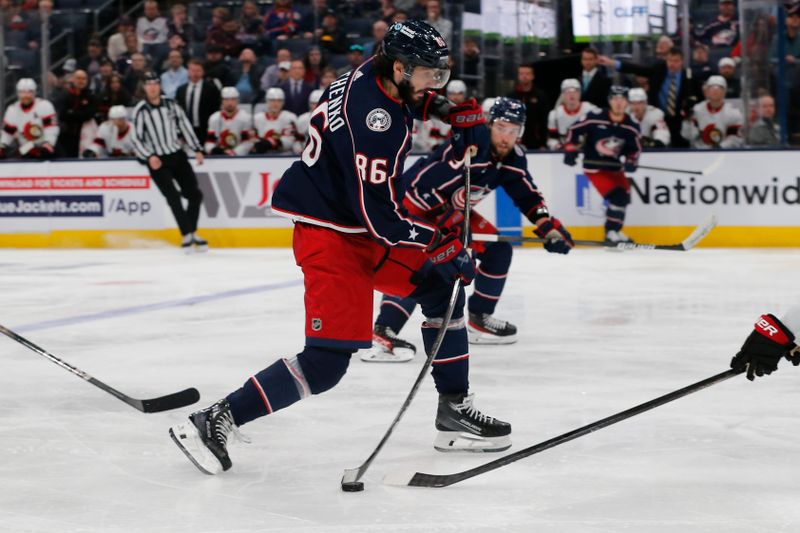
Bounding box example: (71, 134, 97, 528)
(193, 244, 209, 253)
(467, 327, 517, 345)
(433, 431, 511, 453)
(360, 346, 415, 363)
(168, 422, 224, 475)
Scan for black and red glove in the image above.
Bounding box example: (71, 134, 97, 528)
(731, 314, 797, 381)
(447, 98, 488, 161)
(534, 217, 574, 255)
(426, 231, 475, 285)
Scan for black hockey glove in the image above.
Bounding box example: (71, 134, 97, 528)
(534, 217, 574, 254)
(563, 151, 578, 167)
(730, 314, 797, 381)
(448, 98, 487, 161)
(624, 159, 638, 173)
(82, 149, 97, 158)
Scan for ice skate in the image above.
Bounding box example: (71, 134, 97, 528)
(605, 229, 634, 244)
(169, 399, 245, 475)
(468, 312, 517, 345)
(192, 233, 209, 253)
(434, 392, 511, 452)
(180, 233, 193, 254)
(360, 325, 417, 362)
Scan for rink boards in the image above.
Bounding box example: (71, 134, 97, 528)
(0, 149, 798, 247)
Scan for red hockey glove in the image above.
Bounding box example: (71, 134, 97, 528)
(426, 231, 475, 285)
(730, 314, 797, 381)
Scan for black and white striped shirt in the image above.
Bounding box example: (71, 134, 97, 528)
(132, 96, 203, 160)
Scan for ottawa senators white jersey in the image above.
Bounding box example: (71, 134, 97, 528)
(293, 110, 312, 154)
(681, 101, 744, 149)
(412, 117, 450, 153)
(547, 102, 598, 150)
(1, 98, 60, 150)
(205, 109, 255, 155)
(88, 121, 136, 157)
(254, 110, 297, 154)
(630, 105, 671, 147)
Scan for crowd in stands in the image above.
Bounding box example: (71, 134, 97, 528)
(0, 0, 797, 160)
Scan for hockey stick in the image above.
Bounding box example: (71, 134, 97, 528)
(385, 368, 741, 488)
(341, 150, 473, 492)
(583, 159, 703, 175)
(473, 214, 717, 252)
(0, 324, 200, 413)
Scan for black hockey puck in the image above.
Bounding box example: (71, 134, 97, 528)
(341, 481, 365, 492)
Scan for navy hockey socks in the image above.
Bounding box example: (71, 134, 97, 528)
(469, 242, 512, 316)
(375, 295, 417, 333)
(422, 317, 469, 394)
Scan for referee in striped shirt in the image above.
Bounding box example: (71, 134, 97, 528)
(133, 71, 208, 252)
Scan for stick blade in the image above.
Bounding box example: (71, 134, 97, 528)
(139, 387, 200, 413)
(382, 469, 417, 487)
(341, 467, 361, 486)
(680, 214, 718, 251)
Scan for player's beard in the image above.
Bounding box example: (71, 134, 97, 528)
(397, 79, 420, 106)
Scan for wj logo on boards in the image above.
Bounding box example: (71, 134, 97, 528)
(196, 171, 277, 218)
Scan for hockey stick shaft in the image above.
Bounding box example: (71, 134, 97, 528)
(0, 324, 200, 413)
(342, 151, 473, 487)
(583, 159, 703, 175)
(398, 369, 740, 488)
(473, 233, 680, 251)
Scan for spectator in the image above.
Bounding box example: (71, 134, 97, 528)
(506, 63, 549, 149)
(89, 58, 114, 96)
(253, 87, 297, 154)
(337, 44, 364, 76)
(654, 36, 674, 61)
(123, 52, 149, 100)
(77, 38, 108, 79)
(260, 47, 291, 91)
(681, 75, 743, 148)
(264, 0, 302, 40)
(207, 16, 243, 58)
(84, 105, 135, 158)
(769, 5, 800, 65)
(547, 78, 599, 150)
(695, 0, 739, 48)
(304, 45, 326, 86)
(115, 32, 144, 75)
(0, 78, 59, 161)
(294, 89, 323, 154)
(280, 59, 315, 115)
(746, 94, 781, 146)
(238, 1, 264, 52)
(600, 47, 702, 148)
(460, 37, 480, 91)
(316, 10, 348, 54)
(732, 14, 771, 94)
(577, 47, 611, 109)
(24, 0, 57, 51)
(691, 43, 714, 81)
(406, 0, 428, 19)
(390, 10, 409, 23)
(380, 0, 398, 24)
(164, 34, 188, 67)
(176, 59, 222, 144)
(318, 66, 337, 90)
(300, 0, 329, 37)
(161, 50, 189, 98)
(426, 0, 452, 45)
(137, 0, 168, 45)
(364, 20, 388, 56)
(205, 87, 256, 155)
(205, 7, 230, 43)
(717, 57, 741, 98)
(107, 17, 137, 63)
(204, 45, 232, 86)
(167, 4, 193, 44)
(97, 73, 133, 119)
(627, 87, 671, 147)
(230, 48, 264, 104)
(57, 69, 96, 158)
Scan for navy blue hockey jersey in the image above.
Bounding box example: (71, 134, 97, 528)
(271, 58, 437, 249)
(403, 142, 549, 224)
(563, 110, 642, 171)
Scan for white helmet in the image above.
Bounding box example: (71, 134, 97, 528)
(481, 97, 496, 115)
(16, 78, 37, 94)
(446, 79, 467, 95)
(628, 88, 648, 103)
(221, 86, 240, 99)
(560, 78, 581, 92)
(108, 105, 128, 119)
(705, 75, 727, 90)
(266, 87, 285, 101)
(309, 89, 323, 106)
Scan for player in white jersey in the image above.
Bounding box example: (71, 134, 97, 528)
(547, 78, 598, 150)
(83, 106, 136, 158)
(412, 79, 466, 152)
(253, 87, 297, 154)
(0, 78, 59, 160)
(681, 75, 743, 149)
(627, 88, 671, 147)
(204, 87, 255, 156)
(292, 89, 323, 155)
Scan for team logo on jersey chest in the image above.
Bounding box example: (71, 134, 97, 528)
(23, 122, 42, 141)
(366, 108, 392, 132)
(595, 136, 624, 157)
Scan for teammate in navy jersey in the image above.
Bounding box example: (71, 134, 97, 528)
(363, 97, 574, 361)
(563, 86, 642, 244)
(168, 21, 513, 475)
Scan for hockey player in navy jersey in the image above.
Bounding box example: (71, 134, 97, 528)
(364, 97, 574, 361)
(168, 21, 513, 475)
(563, 86, 642, 244)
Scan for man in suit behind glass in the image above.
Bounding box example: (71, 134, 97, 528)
(176, 59, 222, 144)
(577, 47, 611, 109)
(279, 59, 314, 116)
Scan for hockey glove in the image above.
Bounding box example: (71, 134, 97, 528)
(426, 231, 475, 285)
(433, 206, 466, 240)
(534, 217, 574, 254)
(82, 149, 97, 158)
(448, 98, 488, 161)
(563, 151, 579, 167)
(730, 314, 797, 381)
(624, 159, 638, 173)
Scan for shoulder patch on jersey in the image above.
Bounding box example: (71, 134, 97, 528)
(513, 144, 525, 157)
(366, 108, 392, 132)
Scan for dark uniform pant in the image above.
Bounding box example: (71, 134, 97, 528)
(148, 151, 203, 236)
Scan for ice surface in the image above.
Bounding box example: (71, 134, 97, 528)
(1, 247, 800, 533)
